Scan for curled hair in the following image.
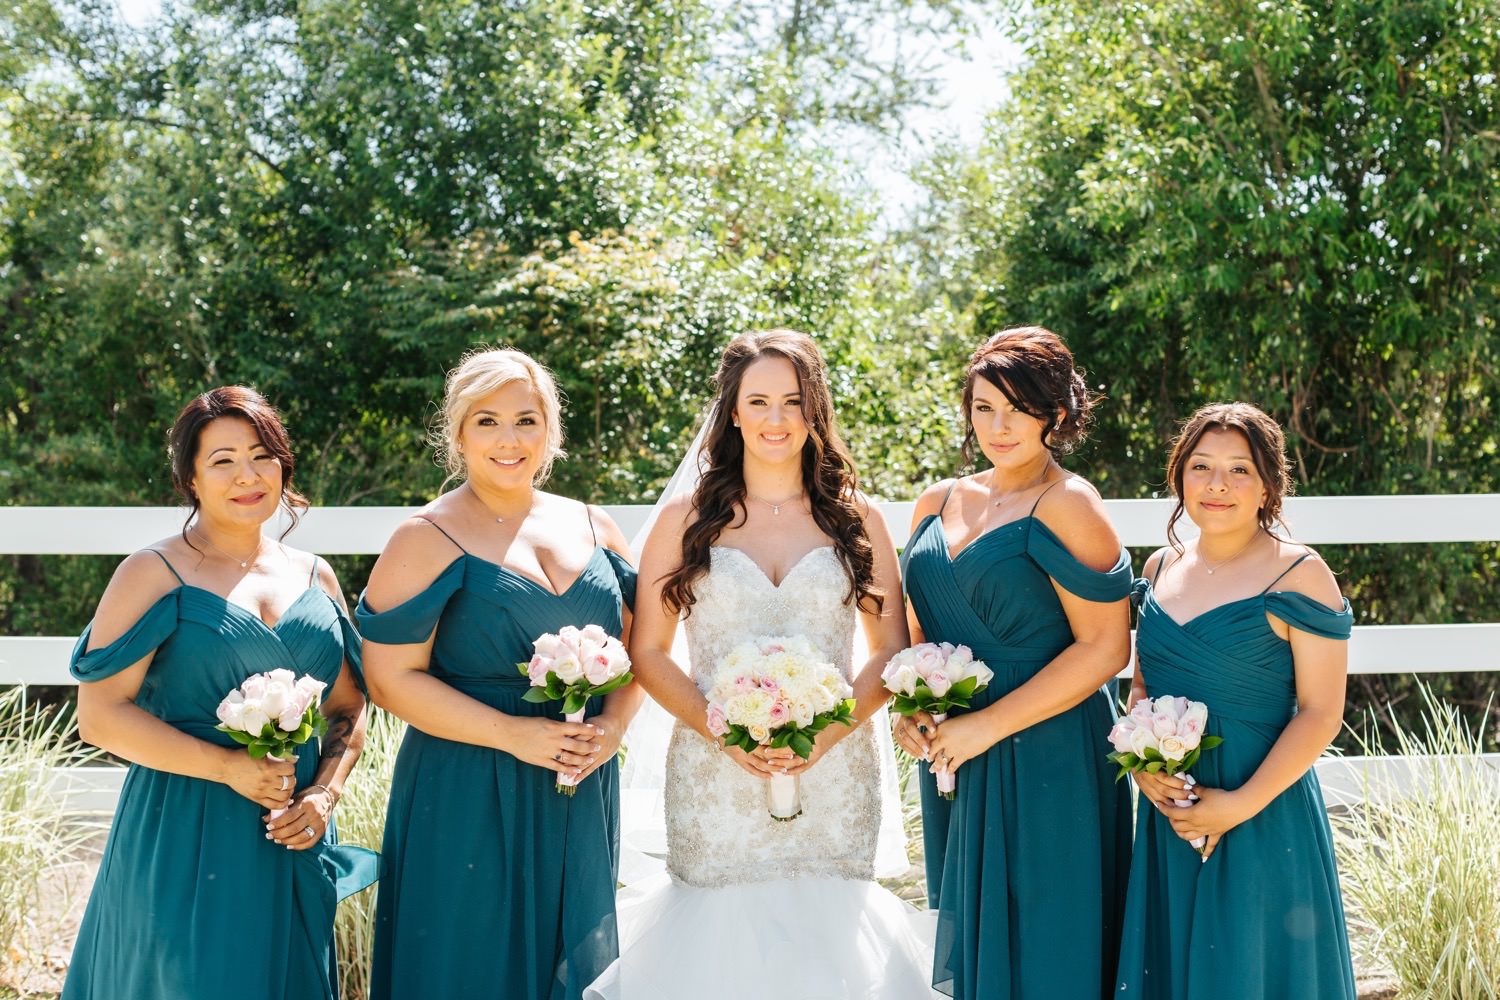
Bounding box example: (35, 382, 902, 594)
(660, 329, 883, 616)
(960, 326, 1097, 467)
(168, 385, 308, 543)
(1164, 401, 1295, 550)
(434, 347, 566, 485)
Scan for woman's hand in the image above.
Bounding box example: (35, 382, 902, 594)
(1157, 785, 1252, 861)
(221, 750, 297, 811)
(891, 710, 939, 760)
(264, 785, 337, 851)
(1133, 768, 1193, 809)
(500, 715, 602, 778)
(722, 742, 778, 780)
(781, 725, 849, 776)
(572, 712, 627, 782)
(925, 711, 999, 773)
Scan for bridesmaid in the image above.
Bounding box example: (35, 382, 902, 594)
(65, 386, 376, 1000)
(894, 327, 1134, 999)
(1115, 402, 1356, 998)
(359, 348, 640, 1000)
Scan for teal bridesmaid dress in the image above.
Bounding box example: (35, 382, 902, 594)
(1114, 554, 1357, 999)
(64, 551, 379, 1000)
(357, 520, 636, 1000)
(901, 485, 1134, 1000)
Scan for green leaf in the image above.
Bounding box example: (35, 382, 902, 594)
(522, 688, 553, 704)
(790, 732, 815, 758)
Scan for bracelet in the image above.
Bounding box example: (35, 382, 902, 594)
(304, 783, 342, 805)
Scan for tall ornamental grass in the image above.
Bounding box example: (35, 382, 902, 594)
(333, 708, 405, 1000)
(1332, 688, 1500, 999)
(0, 687, 101, 982)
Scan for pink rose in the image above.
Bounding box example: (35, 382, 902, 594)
(734, 675, 755, 694)
(240, 674, 267, 700)
(1151, 713, 1179, 740)
(768, 701, 790, 726)
(527, 654, 550, 685)
(583, 650, 615, 686)
(706, 703, 729, 737)
(759, 677, 780, 693)
(1108, 721, 1134, 754)
(913, 647, 946, 679)
(926, 669, 953, 698)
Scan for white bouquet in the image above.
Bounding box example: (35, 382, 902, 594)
(705, 635, 856, 821)
(216, 669, 327, 819)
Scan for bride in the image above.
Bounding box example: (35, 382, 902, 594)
(586, 329, 937, 999)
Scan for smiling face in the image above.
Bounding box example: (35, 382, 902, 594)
(458, 379, 550, 490)
(732, 354, 809, 468)
(1180, 427, 1269, 532)
(191, 416, 283, 526)
(969, 377, 1055, 473)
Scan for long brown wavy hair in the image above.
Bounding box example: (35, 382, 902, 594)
(1164, 401, 1294, 550)
(660, 329, 883, 616)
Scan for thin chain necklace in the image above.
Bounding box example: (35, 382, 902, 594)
(746, 489, 805, 516)
(193, 525, 264, 570)
(471, 485, 534, 524)
(1199, 529, 1263, 575)
(988, 461, 1054, 512)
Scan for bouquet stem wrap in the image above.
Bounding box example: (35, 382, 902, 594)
(767, 773, 802, 821)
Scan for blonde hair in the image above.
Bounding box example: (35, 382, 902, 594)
(436, 347, 565, 484)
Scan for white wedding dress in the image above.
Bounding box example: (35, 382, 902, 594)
(585, 545, 938, 1000)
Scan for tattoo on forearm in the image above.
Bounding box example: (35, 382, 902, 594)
(321, 716, 356, 760)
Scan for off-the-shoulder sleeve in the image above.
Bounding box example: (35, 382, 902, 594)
(1025, 522, 1134, 602)
(333, 607, 368, 693)
(70, 592, 181, 682)
(602, 548, 638, 611)
(355, 558, 465, 644)
(1265, 592, 1354, 640)
(1130, 577, 1150, 610)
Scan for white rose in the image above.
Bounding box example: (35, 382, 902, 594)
(792, 697, 815, 727)
(240, 703, 271, 736)
(552, 652, 585, 684)
(260, 680, 290, 720)
(1158, 735, 1189, 762)
(888, 663, 919, 695)
(969, 661, 995, 688)
(277, 704, 304, 732)
(748, 724, 769, 744)
(1129, 727, 1159, 757)
(1181, 701, 1209, 732)
(1152, 695, 1182, 720)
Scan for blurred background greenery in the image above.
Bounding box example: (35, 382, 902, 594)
(2, 0, 1497, 748)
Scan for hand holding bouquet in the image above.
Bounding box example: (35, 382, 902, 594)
(881, 642, 993, 798)
(519, 624, 633, 794)
(216, 669, 327, 818)
(705, 635, 856, 821)
(1107, 695, 1224, 851)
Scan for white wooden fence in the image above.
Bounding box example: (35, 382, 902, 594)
(3, 496, 1498, 811)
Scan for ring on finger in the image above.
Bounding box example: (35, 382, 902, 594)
(303, 825, 316, 839)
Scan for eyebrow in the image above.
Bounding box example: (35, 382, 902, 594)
(742, 392, 802, 399)
(1190, 451, 1254, 460)
(473, 408, 540, 417)
(208, 443, 267, 457)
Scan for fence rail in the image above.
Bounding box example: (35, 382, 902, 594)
(4, 496, 1499, 686)
(5, 495, 1498, 814)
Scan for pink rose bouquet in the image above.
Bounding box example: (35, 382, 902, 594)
(518, 624, 633, 794)
(881, 642, 994, 799)
(1106, 695, 1224, 850)
(705, 635, 856, 821)
(216, 669, 327, 820)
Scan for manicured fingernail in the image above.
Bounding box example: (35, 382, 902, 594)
(265, 832, 273, 840)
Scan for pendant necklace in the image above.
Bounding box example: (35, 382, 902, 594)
(1200, 530, 1262, 575)
(747, 490, 805, 516)
(194, 526, 262, 569)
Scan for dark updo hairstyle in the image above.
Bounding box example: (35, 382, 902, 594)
(659, 329, 883, 616)
(1164, 401, 1294, 550)
(168, 386, 308, 544)
(960, 326, 1097, 467)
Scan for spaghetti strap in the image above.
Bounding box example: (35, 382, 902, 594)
(937, 480, 959, 516)
(307, 556, 321, 587)
(1027, 478, 1064, 517)
(1151, 549, 1174, 586)
(1260, 552, 1314, 594)
(415, 517, 468, 554)
(146, 549, 185, 585)
(586, 503, 598, 546)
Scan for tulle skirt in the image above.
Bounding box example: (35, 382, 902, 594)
(585, 874, 939, 1000)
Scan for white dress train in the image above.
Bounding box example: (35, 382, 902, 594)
(586, 546, 937, 999)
